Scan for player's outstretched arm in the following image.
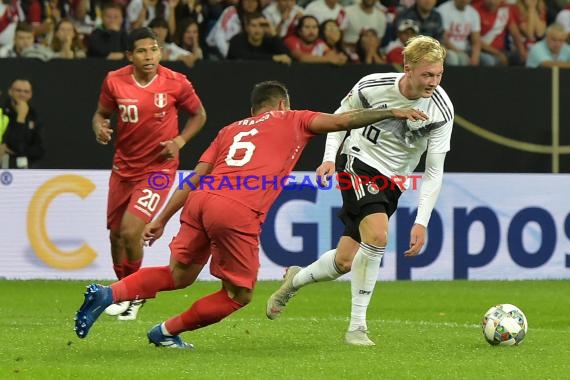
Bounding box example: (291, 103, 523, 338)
(308, 108, 428, 134)
(143, 162, 212, 246)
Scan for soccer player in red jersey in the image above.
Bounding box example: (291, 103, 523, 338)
(92, 27, 207, 320)
(75, 81, 426, 347)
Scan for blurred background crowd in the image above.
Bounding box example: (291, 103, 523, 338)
(0, 0, 568, 67)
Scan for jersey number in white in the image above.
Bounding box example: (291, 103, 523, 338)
(119, 104, 139, 123)
(137, 189, 161, 212)
(225, 128, 259, 167)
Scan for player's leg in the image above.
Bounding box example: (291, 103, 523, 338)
(341, 156, 400, 346)
(75, 195, 210, 340)
(345, 210, 388, 346)
(147, 193, 260, 348)
(266, 236, 359, 320)
(104, 175, 132, 315)
(117, 176, 175, 320)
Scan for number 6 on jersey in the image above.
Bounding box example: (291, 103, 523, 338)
(225, 129, 259, 167)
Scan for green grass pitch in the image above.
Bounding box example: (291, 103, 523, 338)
(1, 279, 569, 379)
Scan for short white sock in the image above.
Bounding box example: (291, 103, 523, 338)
(160, 322, 173, 336)
(292, 249, 343, 289)
(348, 243, 384, 332)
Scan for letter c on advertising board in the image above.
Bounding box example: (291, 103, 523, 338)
(27, 175, 97, 269)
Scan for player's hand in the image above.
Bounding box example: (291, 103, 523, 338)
(315, 161, 335, 187)
(392, 108, 428, 122)
(404, 223, 426, 257)
(142, 220, 165, 247)
(94, 119, 113, 145)
(159, 139, 181, 159)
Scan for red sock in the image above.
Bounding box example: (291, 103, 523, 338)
(165, 289, 243, 335)
(123, 258, 142, 277)
(113, 263, 125, 280)
(111, 266, 176, 302)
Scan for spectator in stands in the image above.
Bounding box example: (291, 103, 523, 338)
(284, 14, 346, 64)
(555, 6, 570, 42)
(512, 0, 546, 48)
(174, 17, 205, 59)
(438, 0, 482, 65)
(343, 0, 387, 51)
(355, 28, 386, 63)
(227, 12, 291, 63)
(526, 22, 570, 68)
(127, 0, 174, 33)
(304, 0, 347, 29)
(474, 0, 526, 66)
(397, 0, 444, 42)
(51, 18, 87, 59)
(67, 0, 97, 38)
(0, 79, 44, 169)
(385, 18, 418, 64)
(87, 2, 128, 59)
(0, 21, 54, 60)
(206, 0, 262, 58)
(320, 18, 356, 62)
(0, 0, 25, 48)
(263, 0, 303, 38)
(149, 17, 201, 66)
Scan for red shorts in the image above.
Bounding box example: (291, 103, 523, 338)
(107, 171, 175, 230)
(169, 191, 261, 289)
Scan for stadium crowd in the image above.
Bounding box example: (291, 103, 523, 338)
(0, 0, 568, 67)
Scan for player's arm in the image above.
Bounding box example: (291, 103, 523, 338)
(92, 103, 114, 145)
(161, 104, 207, 159)
(404, 152, 447, 257)
(143, 161, 213, 246)
(177, 103, 207, 148)
(308, 108, 428, 134)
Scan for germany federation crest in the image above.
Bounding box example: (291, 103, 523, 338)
(154, 93, 167, 108)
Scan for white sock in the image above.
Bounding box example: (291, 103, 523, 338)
(292, 249, 343, 289)
(348, 242, 385, 332)
(160, 322, 173, 336)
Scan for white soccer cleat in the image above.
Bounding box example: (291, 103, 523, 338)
(344, 327, 376, 346)
(104, 301, 131, 316)
(118, 299, 145, 321)
(266, 266, 301, 320)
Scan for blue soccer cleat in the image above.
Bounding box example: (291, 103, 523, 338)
(147, 324, 194, 349)
(74, 284, 113, 339)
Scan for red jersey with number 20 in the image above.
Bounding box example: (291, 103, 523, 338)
(198, 110, 318, 218)
(99, 65, 203, 180)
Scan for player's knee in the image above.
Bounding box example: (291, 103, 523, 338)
(119, 225, 143, 246)
(109, 230, 122, 247)
(361, 230, 388, 248)
(227, 286, 253, 306)
(335, 254, 353, 273)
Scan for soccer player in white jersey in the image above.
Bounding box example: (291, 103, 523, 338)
(266, 35, 454, 346)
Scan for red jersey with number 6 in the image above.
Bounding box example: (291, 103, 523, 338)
(198, 110, 318, 218)
(98, 64, 203, 180)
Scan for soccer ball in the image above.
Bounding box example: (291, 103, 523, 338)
(481, 304, 528, 346)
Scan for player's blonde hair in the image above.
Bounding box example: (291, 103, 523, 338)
(403, 35, 446, 66)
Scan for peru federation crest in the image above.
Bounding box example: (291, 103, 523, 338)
(154, 93, 167, 108)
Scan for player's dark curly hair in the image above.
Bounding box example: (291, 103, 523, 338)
(250, 81, 290, 114)
(127, 27, 159, 52)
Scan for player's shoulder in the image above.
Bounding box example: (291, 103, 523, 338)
(430, 85, 454, 122)
(158, 65, 190, 82)
(105, 65, 132, 80)
(356, 72, 400, 91)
